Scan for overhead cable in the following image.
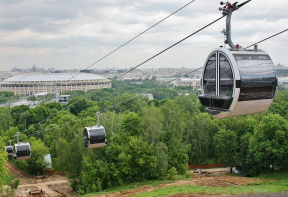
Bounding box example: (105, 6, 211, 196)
(20, 14, 225, 135)
(69, 0, 197, 79)
(19, 67, 203, 140)
(245, 28, 288, 49)
(38, 0, 198, 107)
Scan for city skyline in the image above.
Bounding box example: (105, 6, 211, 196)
(0, 0, 288, 71)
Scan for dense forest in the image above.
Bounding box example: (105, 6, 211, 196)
(0, 80, 288, 194)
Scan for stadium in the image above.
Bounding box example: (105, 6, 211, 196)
(0, 73, 111, 95)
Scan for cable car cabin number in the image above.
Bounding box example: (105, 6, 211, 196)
(198, 1, 277, 119)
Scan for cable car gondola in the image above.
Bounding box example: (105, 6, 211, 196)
(83, 112, 107, 149)
(5, 140, 13, 156)
(13, 133, 31, 161)
(198, 1, 277, 119)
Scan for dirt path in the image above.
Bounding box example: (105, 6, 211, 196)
(93, 175, 269, 197)
(5, 162, 74, 197)
(5, 161, 33, 178)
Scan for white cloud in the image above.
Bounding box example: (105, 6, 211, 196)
(0, 0, 287, 71)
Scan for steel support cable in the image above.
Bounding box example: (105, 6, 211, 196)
(69, 0, 197, 80)
(38, 0, 197, 106)
(19, 67, 203, 140)
(20, 15, 225, 135)
(21, 27, 288, 139)
(245, 28, 288, 49)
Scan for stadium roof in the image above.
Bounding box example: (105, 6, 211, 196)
(2, 73, 108, 82)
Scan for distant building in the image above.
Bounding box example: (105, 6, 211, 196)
(107, 69, 118, 74)
(275, 63, 288, 69)
(0, 73, 111, 95)
(80, 70, 92, 73)
(175, 78, 201, 90)
(278, 77, 288, 84)
(35, 92, 48, 98)
(58, 95, 71, 104)
(0, 71, 13, 81)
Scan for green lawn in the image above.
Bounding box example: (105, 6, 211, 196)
(82, 174, 192, 197)
(83, 171, 288, 197)
(135, 171, 288, 197)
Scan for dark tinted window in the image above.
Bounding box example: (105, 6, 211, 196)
(5, 146, 13, 152)
(90, 128, 105, 138)
(234, 54, 276, 101)
(89, 128, 106, 144)
(16, 145, 30, 154)
(219, 54, 233, 96)
(203, 54, 216, 95)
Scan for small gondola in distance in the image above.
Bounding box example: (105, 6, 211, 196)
(83, 112, 107, 149)
(13, 142, 31, 161)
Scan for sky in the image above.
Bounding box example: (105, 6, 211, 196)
(0, 0, 287, 71)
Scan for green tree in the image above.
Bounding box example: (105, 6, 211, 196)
(0, 106, 13, 131)
(120, 112, 141, 136)
(0, 137, 8, 193)
(141, 104, 164, 145)
(11, 105, 30, 125)
(249, 114, 288, 171)
(27, 96, 37, 101)
(184, 113, 213, 164)
(77, 106, 101, 119)
(152, 142, 168, 178)
(213, 129, 238, 173)
(161, 100, 187, 139)
(175, 94, 200, 115)
(54, 133, 86, 177)
(238, 132, 252, 174)
(167, 139, 188, 174)
(100, 111, 124, 139)
(67, 97, 88, 116)
(57, 114, 78, 142)
(81, 132, 157, 193)
(20, 111, 30, 130)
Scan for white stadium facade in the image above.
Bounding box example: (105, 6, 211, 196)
(0, 73, 111, 95)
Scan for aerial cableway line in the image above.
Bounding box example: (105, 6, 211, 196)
(20, 12, 226, 135)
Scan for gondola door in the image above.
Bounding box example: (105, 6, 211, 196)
(200, 51, 234, 110)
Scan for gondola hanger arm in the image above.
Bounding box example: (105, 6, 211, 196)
(96, 112, 101, 127)
(219, 0, 251, 49)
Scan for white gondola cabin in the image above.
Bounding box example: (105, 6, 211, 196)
(5, 146, 13, 155)
(83, 125, 107, 149)
(198, 1, 277, 119)
(83, 112, 107, 149)
(13, 142, 31, 161)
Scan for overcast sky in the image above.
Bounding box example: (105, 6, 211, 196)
(0, 0, 287, 71)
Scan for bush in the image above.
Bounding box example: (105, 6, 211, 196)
(184, 170, 193, 178)
(167, 167, 178, 179)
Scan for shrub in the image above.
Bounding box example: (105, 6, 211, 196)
(167, 167, 178, 179)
